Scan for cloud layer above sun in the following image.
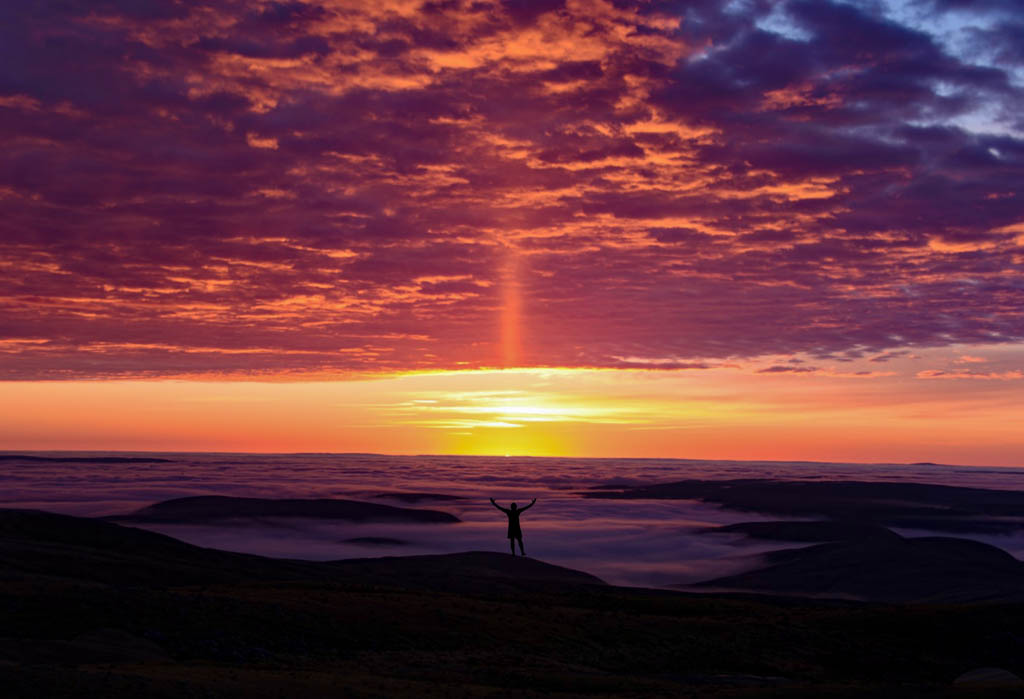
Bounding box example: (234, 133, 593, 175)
(1, 0, 1022, 379)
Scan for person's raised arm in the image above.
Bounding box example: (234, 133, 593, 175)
(490, 498, 509, 513)
(520, 498, 537, 512)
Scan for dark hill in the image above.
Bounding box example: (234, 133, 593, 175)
(589, 478, 1024, 534)
(0, 508, 327, 586)
(330, 550, 605, 591)
(0, 508, 600, 592)
(8, 509, 1024, 697)
(691, 532, 1024, 603)
(108, 495, 460, 524)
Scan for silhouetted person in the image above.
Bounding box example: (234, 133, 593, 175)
(490, 497, 535, 555)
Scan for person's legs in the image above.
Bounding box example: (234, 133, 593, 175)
(517, 537, 525, 556)
(510, 538, 515, 555)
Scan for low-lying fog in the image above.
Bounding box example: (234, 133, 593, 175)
(136, 496, 798, 587)
(6, 452, 1024, 587)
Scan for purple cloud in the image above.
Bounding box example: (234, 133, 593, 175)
(0, 0, 1022, 379)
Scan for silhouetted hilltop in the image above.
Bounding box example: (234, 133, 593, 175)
(589, 478, 1024, 534)
(6, 508, 1024, 697)
(0, 508, 328, 586)
(692, 532, 1024, 603)
(330, 550, 605, 591)
(0, 508, 599, 592)
(108, 495, 460, 524)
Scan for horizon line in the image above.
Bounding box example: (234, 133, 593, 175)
(1, 449, 1020, 471)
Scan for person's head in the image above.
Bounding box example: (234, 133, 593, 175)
(510, 502, 518, 510)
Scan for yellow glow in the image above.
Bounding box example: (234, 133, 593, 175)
(1, 352, 1023, 465)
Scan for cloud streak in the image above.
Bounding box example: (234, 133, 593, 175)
(0, 0, 1022, 379)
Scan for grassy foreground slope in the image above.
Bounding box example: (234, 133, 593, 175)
(2, 509, 1024, 697)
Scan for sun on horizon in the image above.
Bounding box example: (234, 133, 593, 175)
(1, 0, 1022, 468)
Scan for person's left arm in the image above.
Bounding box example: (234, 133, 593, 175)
(520, 498, 537, 511)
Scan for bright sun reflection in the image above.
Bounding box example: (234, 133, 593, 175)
(385, 386, 653, 431)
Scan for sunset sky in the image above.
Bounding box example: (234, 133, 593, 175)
(2, 0, 1023, 464)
